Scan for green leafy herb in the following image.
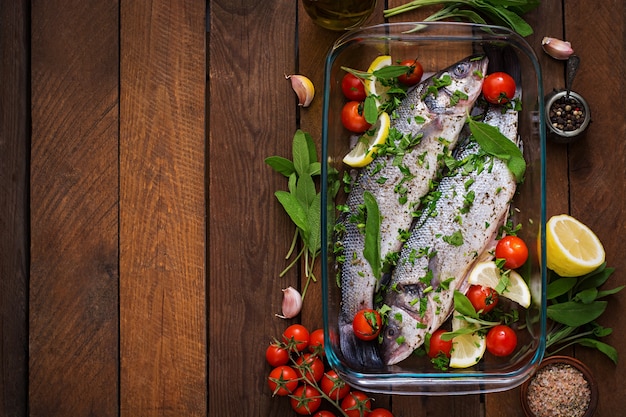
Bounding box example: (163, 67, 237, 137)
(383, 0, 541, 37)
(362, 191, 382, 280)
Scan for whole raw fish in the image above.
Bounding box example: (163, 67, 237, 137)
(380, 99, 521, 366)
(337, 55, 488, 368)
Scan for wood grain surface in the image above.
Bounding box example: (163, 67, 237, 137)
(1, 0, 625, 416)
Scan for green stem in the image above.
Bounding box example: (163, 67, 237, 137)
(384, 0, 470, 18)
(279, 246, 305, 278)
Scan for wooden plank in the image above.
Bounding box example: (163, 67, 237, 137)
(207, 1, 298, 415)
(29, 1, 120, 415)
(0, 1, 28, 415)
(119, 1, 207, 416)
(564, 0, 626, 415)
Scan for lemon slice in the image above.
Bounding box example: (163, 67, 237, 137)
(365, 55, 392, 104)
(546, 214, 605, 277)
(449, 314, 486, 368)
(342, 111, 390, 168)
(468, 261, 532, 308)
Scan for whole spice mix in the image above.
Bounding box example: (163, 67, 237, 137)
(549, 96, 587, 132)
(526, 362, 591, 417)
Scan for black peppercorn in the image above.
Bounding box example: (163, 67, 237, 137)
(549, 96, 586, 132)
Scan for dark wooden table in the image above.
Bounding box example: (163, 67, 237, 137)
(1, 1, 625, 416)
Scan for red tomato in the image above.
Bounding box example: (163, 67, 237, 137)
(370, 409, 394, 417)
(295, 353, 325, 383)
(313, 412, 337, 417)
(290, 384, 322, 415)
(341, 73, 367, 101)
(341, 391, 372, 417)
(397, 59, 424, 85)
(308, 328, 325, 356)
(427, 329, 453, 359)
(466, 284, 499, 314)
(283, 324, 310, 352)
(495, 235, 529, 269)
(267, 365, 299, 396)
(265, 342, 290, 367)
(341, 101, 371, 133)
(352, 309, 382, 341)
(320, 370, 351, 401)
(482, 72, 516, 104)
(486, 325, 518, 357)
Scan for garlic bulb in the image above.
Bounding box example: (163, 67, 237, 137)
(286, 74, 315, 107)
(542, 37, 574, 60)
(276, 286, 302, 319)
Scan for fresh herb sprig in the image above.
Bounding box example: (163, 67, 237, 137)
(545, 263, 623, 364)
(266, 130, 337, 299)
(383, 0, 541, 37)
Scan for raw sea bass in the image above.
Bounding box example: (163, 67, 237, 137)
(337, 55, 488, 368)
(381, 101, 521, 366)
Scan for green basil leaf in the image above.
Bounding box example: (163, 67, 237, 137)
(293, 130, 311, 176)
(364, 96, 379, 124)
(596, 285, 625, 299)
(576, 338, 618, 365)
(296, 173, 316, 208)
(288, 172, 297, 195)
(373, 65, 413, 80)
(547, 300, 607, 327)
(309, 161, 321, 176)
(576, 264, 613, 291)
(306, 193, 322, 254)
(546, 277, 577, 300)
(454, 291, 479, 319)
(362, 191, 381, 279)
(440, 327, 476, 341)
(575, 287, 598, 304)
(265, 156, 295, 177)
(275, 190, 309, 234)
(303, 131, 318, 165)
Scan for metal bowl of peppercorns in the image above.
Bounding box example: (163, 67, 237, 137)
(545, 90, 591, 144)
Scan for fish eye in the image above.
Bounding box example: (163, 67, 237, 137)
(453, 62, 471, 78)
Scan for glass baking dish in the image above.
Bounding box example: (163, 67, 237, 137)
(320, 22, 547, 395)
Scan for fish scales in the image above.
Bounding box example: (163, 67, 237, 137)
(337, 55, 489, 368)
(381, 101, 521, 366)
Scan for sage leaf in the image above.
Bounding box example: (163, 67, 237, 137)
(596, 285, 625, 299)
(274, 190, 309, 235)
(576, 264, 613, 291)
(293, 130, 311, 177)
(306, 193, 322, 254)
(454, 290, 479, 319)
(309, 161, 321, 176)
(577, 338, 618, 365)
(546, 277, 577, 300)
(547, 300, 607, 327)
(364, 96, 379, 124)
(265, 155, 295, 177)
(441, 327, 476, 341)
(362, 191, 382, 280)
(575, 287, 598, 304)
(296, 173, 316, 208)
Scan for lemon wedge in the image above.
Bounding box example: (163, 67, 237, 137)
(342, 111, 390, 168)
(546, 214, 605, 277)
(468, 261, 532, 308)
(365, 55, 392, 104)
(449, 314, 486, 368)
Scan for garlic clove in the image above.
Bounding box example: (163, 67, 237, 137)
(542, 37, 574, 60)
(286, 74, 315, 107)
(276, 286, 302, 319)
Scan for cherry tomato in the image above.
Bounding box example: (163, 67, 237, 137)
(341, 101, 371, 133)
(397, 59, 424, 85)
(267, 365, 299, 396)
(495, 235, 529, 269)
(486, 324, 518, 357)
(466, 284, 499, 314)
(308, 328, 325, 356)
(320, 370, 351, 401)
(427, 328, 453, 359)
(341, 73, 367, 101)
(313, 412, 337, 417)
(283, 324, 310, 352)
(482, 72, 516, 104)
(290, 384, 322, 415)
(265, 342, 290, 367)
(352, 309, 382, 341)
(341, 391, 372, 417)
(295, 353, 325, 383)
(370, 409, 394, 417)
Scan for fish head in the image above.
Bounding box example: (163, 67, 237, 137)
(381, 305, 428, 365)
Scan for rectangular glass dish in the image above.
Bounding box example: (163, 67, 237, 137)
(320, 22, 547, 395)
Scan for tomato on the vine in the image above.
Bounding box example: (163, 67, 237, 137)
(341, 391, 372, 417)
(486, 324, 518, 357)
(320, 370, 350, 401)
(267, 365, 299, 396)
(352, 309, 382, 341)
(341, 101, 371, 133)
(427, 328, 453, 359)
(283, 324, 310, 352)
(495, 235, 529, 269)
(370, 409, 394, 417)
(290, 384, 322, 415)
(313, 412, 337, 417)
(295, 353, 325, 383)
(308, 328, 325, 356)
(397, 59, 424, 85)
(265, 342, 290, 367)
(341, 73, 367, 101)
(482, 71, 516, 104)
(466, 284, 499, 314)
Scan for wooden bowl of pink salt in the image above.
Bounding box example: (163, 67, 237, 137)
(520, 356, 598, 417)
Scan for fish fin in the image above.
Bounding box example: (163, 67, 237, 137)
(340, 324, 384, 369)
